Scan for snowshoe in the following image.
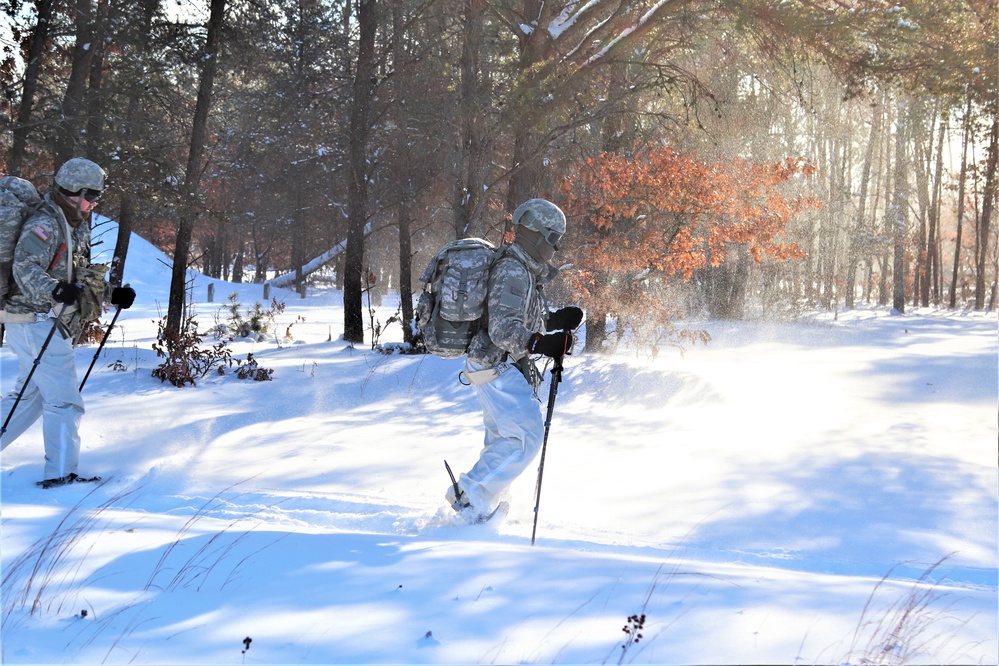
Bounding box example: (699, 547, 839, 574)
(475, 500, 509, 524)
(444, 460, 508, 524)
(36, 473, 101, 489)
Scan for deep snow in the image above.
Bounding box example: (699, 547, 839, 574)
(1, 220, 996, 665)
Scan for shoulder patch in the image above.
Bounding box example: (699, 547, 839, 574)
(499, 288, 524, 308)
(32, 225, 49, 242)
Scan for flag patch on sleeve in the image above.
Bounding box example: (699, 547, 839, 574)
(32, 226, 49, 241)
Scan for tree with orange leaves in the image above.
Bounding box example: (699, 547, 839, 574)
(557, 147, 818, 353)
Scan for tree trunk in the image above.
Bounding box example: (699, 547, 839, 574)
(110, 197, 134, 287)
(705, 248, 750, 320)
(452, 0, 488, 239)
(912, 102, 932, 308)
(57, 0, 96, 164)
(819, 132, 840, 310)
(877, 102, 894, 307)
(845, 102, 881, 309)
(84, 0, 109, 160)
(398, 200, 415, 344)
(950, 96, 972, 308)
(391, 2, 415, 344)
(928, 111, 947, 304)
(505, 0, 548, 212)
(255, 245, 268, 283)
(9, 0, 56, 175)
(292, 210, 305, 295)
(108, 0, 156, 287)
(867, 95, 889, 304)
(232, 242, 244, 284)
(974, 115, 998, 310)
(584, 60, 635, 353)
(890, 99, 909, 313)
(166, 0, 226, 338)
(342, 0, 376, 343)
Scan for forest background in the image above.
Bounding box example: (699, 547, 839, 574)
(1, 0, 997, 350)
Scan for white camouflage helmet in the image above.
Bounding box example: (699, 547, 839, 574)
(55, 158, 106, 194)
(512, 198, 566, 250)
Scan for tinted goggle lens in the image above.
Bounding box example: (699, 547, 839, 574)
(60, 187, 102, 203)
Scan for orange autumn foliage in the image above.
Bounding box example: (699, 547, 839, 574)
(559, 147, 815, 278)
(557, 148, 817, 315)
(551, 148, 819, 350)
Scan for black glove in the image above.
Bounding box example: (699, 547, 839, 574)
(52, 281, 82, 305)
(547, 306, 583, 331)
(111, 286, 136, 309)
(528, 331, 574, 358)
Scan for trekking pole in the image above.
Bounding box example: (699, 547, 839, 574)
(1, 305, 67, 438)
(79, 304, 122, 392)
(531, 352, 564, 546)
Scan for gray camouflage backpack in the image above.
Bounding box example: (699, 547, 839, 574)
(415, 238, 500, 358)
(0, 176, 43, 308)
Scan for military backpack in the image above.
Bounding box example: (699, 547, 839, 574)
(0, 176, 44, 309)
(415, 238, 501, 359)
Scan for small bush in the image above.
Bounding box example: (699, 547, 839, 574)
(222, 293, 285, 339)
(234, 353, 273, 381)
(77, 304, 111, 345)
(151, 316, 233, 387)
(373, 341, 418, 355)
(367, 304, 401, 350)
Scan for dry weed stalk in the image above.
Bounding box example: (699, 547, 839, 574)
(1, 480, 136, 630)
(842, 554, 979, 665)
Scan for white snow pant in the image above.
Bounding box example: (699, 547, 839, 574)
(458, 358, 544, 508)
(0, 318, 84, 480)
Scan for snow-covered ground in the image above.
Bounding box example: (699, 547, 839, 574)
(1, 222, 996, 665)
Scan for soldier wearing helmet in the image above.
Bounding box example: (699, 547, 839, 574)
(54, 157, 106, 223)
(445, 198, 583, 521)
(0, 158, 137, 489)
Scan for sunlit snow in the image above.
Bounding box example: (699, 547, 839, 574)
(1, 219, 995, 664)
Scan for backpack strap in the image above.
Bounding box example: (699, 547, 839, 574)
(476, 243, 509, 337)
(47, 242, 67, 272)
(38, 195, 74, 283)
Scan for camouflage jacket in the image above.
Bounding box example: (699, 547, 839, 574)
(467, 241, 556, 369)
(5, 194, 92, 325)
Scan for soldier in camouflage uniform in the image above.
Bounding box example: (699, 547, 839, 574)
(446, 198, 583, 521)
(0, 158, 136, 488)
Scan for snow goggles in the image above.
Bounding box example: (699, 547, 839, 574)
(60, 187, 103, 203)
(517, 210, 562, 250)
(540, 227, 562, 250)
